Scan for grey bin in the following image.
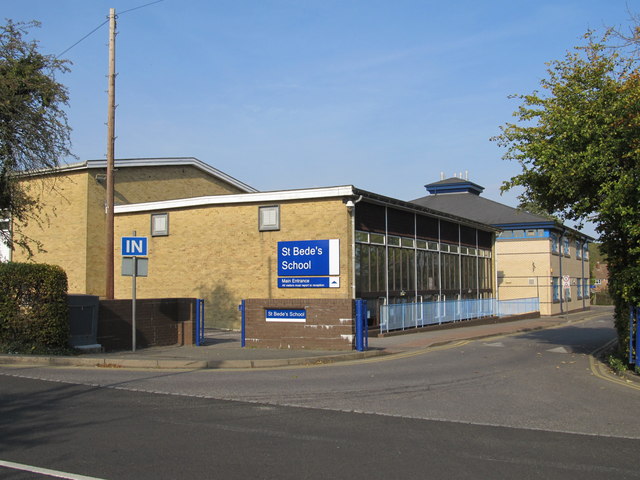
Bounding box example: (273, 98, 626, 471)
(68, 294, 100, 348)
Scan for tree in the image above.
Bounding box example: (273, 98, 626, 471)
(492, 30, 640, 352)
(0, 20, 73, 256)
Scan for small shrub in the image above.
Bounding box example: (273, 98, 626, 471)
(608, 354, 628, 376)
(0, 262, 70, 354)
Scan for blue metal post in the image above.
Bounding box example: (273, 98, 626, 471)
(199, 299, 205, 345)
(355, 300, 363, 351)
(635, 307, 640, 367)
(239, 300, 246, 348)
(630, 306, 635, 365)
(195, 299, 201, 346)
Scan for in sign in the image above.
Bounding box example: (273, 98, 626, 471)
(121, 236, 148, 256)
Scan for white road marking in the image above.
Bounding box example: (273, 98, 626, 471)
(0, 460, 107, 480)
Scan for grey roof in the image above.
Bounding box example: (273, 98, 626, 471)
(411, 192, 556, 227)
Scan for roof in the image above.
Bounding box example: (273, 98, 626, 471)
(412, 178, 593, 240)
(20, 157, 258, 194)
(115, 184, 498, 233)
(425, 177, 484, 195)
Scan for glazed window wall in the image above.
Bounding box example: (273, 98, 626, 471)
(355, 230, 493, 301)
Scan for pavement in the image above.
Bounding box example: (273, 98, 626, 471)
(0, 306, 619, 370)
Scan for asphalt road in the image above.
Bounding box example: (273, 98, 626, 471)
(1, 311, 639, 479)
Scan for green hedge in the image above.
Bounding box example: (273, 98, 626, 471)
(0, 262, 69, 354)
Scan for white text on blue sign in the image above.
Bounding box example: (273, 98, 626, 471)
(265, 309, 307, 322)
(121, 236, 148, 256)
(277, 239, 339, 277)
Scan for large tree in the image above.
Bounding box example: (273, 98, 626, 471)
(0, 20, 72, 255)
(492, 30, 640, 351)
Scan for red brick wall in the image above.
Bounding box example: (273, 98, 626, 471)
(98, 298, 196, 351)
(244, 298, 355, 350)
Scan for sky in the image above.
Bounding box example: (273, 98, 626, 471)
(4, 1, 639, 239)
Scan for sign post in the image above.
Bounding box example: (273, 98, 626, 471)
(121, 234, 148, 352)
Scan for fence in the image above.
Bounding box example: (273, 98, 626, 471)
(379, 297, 539, 333)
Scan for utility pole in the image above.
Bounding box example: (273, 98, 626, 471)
(105, 8, 116, 299)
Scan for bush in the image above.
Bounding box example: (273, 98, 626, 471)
(0, 262, 69, 354)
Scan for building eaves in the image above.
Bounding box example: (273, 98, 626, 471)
(18, 157, 258, 194)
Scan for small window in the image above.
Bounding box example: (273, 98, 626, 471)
(449, 245, 459, 254)
(370, 233, 385, 245)
(428, 241, 438, 251)
(259, 205, 280, 231)
(387, 236, 400, 247)
(355, 231, 369, 243)
(151, 213, 169, 236)
(416, 239, 427, 250)
(460, 246, 468, 255)
(401, 237, 414, 248)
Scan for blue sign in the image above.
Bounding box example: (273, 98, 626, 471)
(277, 239, 339, 277)
(121, 236, 148, 256)
(278, 277, 340, 289)
(265, 309, 307, 322)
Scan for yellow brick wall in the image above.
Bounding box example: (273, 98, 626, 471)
(12, 171, 90, 293)
(13, 164, 252, 297)
(496, 237, 590, 315)
(113, 198, 353, 330)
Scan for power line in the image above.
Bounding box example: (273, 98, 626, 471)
(56, 0, 165, 58)
(119, 0, 165, 16)
(57, 19, 108, 58)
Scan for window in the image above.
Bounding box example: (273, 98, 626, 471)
(576, 240, 582, 259)
(562, 237, 570, 257)
(577, 278, 582, 299)
(550, 234, 559, 254)
(552, 277, 560, 302)
(387, 236, 400, 247)
(584, 278, 590, 298)
(583, 244, 589, 260)
(370, 233, 385, 245)
(150, 213, 169, 236)
(259, 205, 280, 231)
(355, 231, 369, 243)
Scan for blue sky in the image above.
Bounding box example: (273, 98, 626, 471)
(5, 1, 639, 238)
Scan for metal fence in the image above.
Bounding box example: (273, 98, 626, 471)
(379, 297, 539, 333)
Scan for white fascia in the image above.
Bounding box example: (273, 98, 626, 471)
(114, 186, 356, 214)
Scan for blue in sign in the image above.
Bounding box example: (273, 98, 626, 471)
(277, 239, 339, 276)
(121, 236, 148, 256)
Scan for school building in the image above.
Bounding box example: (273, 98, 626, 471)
(10, 158, 499, 337)
(411, 176, 593, 315)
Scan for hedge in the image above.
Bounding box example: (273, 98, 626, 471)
(0, 262, 69, 353)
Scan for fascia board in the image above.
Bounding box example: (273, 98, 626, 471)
(114, 186, 356, 214)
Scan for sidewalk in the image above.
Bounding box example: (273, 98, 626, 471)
(0, 306, 614, 370)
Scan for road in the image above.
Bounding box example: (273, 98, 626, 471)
(1, 310, 639, 479)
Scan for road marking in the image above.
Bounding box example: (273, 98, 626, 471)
(0, 460, 107, 480)
(588, 338, 640, 391)
(483, 342, 504, 347)
(547, 346, 570, 354)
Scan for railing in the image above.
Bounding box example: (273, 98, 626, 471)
(379, 297, 539, 333)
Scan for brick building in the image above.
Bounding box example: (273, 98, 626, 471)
(412, 176, 592, 315)
(10, 159, 498, 335)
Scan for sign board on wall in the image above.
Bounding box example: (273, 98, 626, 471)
(265, 309, 307, 322)
(277, 239, 339, 277)
(278, 277, 340, 288)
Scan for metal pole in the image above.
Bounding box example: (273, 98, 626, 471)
(132, 260, 136, 352)
(105, 8, 117, 299)
(131, 230, 136, 352)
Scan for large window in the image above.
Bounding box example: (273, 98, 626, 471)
(550, 234, 559, 254)
(552, 277, 560, 302)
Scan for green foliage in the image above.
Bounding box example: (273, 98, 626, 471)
(0, 262, 70, 353)
(0, 20, 73, 256)
(608, 353, 628, 375)
(492, 29, 640, 353)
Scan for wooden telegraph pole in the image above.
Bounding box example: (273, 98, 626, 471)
(105, 8, 116, 299)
